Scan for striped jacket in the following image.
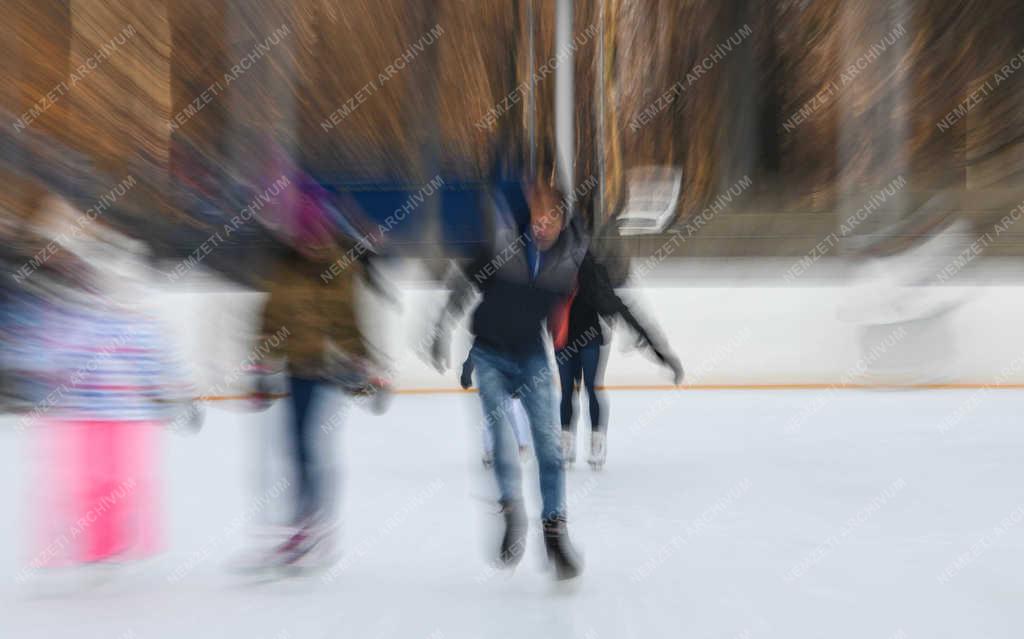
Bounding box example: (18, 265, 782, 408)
(14, 287, 192, 423)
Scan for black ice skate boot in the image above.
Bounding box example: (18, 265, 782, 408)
(542, 514, 581, 580)
(498, 499, 527, 567)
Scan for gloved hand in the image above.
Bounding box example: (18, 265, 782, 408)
(631, 325, 684, 385)
(352, 376, 393, 415)
(655, 349, 685, 385)
(368, 377, 393, 415)
(460, 358, 473, 389)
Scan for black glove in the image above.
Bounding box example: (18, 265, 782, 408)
(460, 358, 473, 389)
(627, 317, 684, 385)
(655, 349, 684, 385)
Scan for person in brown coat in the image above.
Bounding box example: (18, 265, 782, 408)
(244, 240, 381, 571)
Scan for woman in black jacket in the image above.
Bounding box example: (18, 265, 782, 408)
(554, 250, 681, 469)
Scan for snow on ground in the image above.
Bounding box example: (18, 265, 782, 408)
(1, 389, 1023, 639)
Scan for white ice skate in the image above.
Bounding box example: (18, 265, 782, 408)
(230, 521, 338, 579)
(588, 432, 606, 470)
(561, 431, 576, 469)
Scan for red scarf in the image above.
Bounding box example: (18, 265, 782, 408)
(548, 288, 577, 350)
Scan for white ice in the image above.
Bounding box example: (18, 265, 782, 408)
(1, 388, 1022, 639)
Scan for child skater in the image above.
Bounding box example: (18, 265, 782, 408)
(17, 195, 197, 586)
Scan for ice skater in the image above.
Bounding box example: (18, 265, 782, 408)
(555, 249, 678, 469)
(240, 239, 386, 572)
(238, 164, 389, 574)
(15, 195, 198, 585)
(430, 156, 682, 580)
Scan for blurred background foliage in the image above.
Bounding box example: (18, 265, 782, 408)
(2, 0, 1023, 265)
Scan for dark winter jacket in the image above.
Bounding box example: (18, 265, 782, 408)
(442, 186, 587, 355)
(442, 186, 666, 361)
(561, 250, 665, 354)
(566, 289, 603, 347)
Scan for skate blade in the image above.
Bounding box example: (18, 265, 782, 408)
(489, 562, 522, 582)
(548, 559, 584, 583)
(228, 554, 306, 578)
(550, 570, 583, 595)
(230, 561, 330, 586)
(232, 567, 288, 586)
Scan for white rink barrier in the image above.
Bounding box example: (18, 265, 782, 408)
(159, 262, 1024, 394)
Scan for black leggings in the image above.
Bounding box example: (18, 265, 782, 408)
(557, 341, 606, 433)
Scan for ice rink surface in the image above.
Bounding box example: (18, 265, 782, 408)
(1, 388, 1022, 639)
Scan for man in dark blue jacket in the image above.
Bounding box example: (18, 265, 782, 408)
(430, 174, 681, 580)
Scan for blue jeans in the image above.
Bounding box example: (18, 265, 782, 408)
(470, 344, 565, 519)
(481, 398, 531, 456)
(288, 376, 337, 524)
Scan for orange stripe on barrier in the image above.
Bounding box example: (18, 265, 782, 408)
(199, 382, 1024, 401)
(594, 383, 1024, 391)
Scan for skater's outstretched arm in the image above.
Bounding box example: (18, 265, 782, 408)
(577, 251, 684, 384)
(428, 260, 482, 373)
(441, 259, 482, 319)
